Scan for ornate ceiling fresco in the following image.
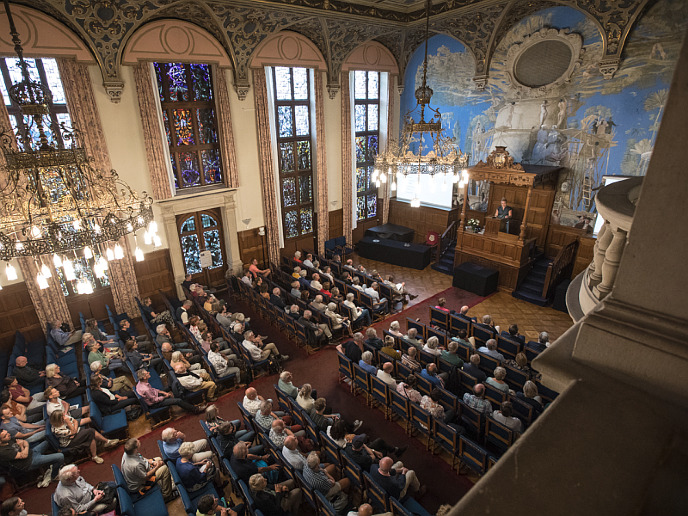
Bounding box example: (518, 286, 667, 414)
(13, 0, 655, 101)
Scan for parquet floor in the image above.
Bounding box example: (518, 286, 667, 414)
(353, 253, 573, 342)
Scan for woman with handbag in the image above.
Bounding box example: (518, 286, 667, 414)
(45, 364, 87, 399)
(176, 442, 227, 493)
(48, 409, 119, 463)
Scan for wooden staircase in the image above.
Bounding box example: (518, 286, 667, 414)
(431, 241, 456, 275)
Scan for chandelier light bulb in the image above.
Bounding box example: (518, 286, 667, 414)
(97, 256, 108, 271)
(143, 231, 152, 245)
(94, 224, 101, 234)
(30, 225, 41, 238)
(83, 246, 93, 259)
(153, 235, 162, 248)
(381, 174, 387, 183)
(114, 243, 124, 260)
(106, 247, 115, 261)
(148, 221, 158, 234)
(76, 279, 85, 295)
(134, 246, 144, 262)
(72, 220, 81, 230)
(36, 272, 49, 290)
(391, 181, 397, 191)
(93, 263, 104, 278)
(375, 180, 381, 188)
(5, 263, 17, 280)
(63, 260, 76, 281)
(126, 223, 133, 232)
(41, 263, 52, 279)
(137, 216, 144, 225)
(15, 241, 23, 251)
(84, 280, 94, 294)
(53, 254, 62, 267)
(388, 167, 392, 174)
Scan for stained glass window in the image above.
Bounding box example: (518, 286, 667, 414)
(0, 58, 71, 152)
(178, 211, 225, 276)
(272, 67, 314, 240)
(153, 62, 224, 191)
(0, 57, 109, 297)
(353, 71, 380, 222)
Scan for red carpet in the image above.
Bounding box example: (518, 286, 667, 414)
(15, 286, 485, 514)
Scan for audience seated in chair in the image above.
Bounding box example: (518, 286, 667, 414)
(45, 387, 89, 420)
(485, 367, 510, 394)
(376, 363, 397, 388)
(54, 464, 117, 514)
(136, 369, 203, 415)
(343, 293, 372, 328)
(462, 384, 492, 416)
(49, 410, 118, 464)
(358, 351, 378, 376)
(0, 404, 45, 445)
(492, 401, 523, 433)
(90, 374, 137, 415)
(141, 297, 176, 327)
(370, 455, 424, 502)
(364, 283, 388, 314)
(396, 375, 422, 404)
(502, 324, 526, 345)
(420, 363, 445, 389)
(403, 328, 423, 349)
(478, 339, 505, 363)
(0, 428, 63, 488)
(504, 352, 540, 381)
(422, 336, 443, 357)
(441, 341, 464, 367)
(380, 336, 401, 361)
(303, 451, 350, 505)
(242, 330, 288, 362)
(365, 328, 384, 351)
(176, 441, 227, 494)
(13, 356, 45, 389)
(462, 354, 487, 383)
(118, 319, 152, 352)
(121, 437, 175, 501)
(401, 347, 421, 373)
(525, 331, 550, 354)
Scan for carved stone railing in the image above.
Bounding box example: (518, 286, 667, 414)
(572, 177, 642, 319)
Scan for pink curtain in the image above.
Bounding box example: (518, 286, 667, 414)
(58, 58, 142, 318)
(213, 65, 239, 189)
(314, 71, 329, 254)
(132, 61, 173, 200)
(252, 68, 280, 265)
(382, 77, 395, 224)
(341, 72, 353, 243)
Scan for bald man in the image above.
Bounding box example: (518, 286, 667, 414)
(376, 362, 396, 388)
(370, 456, 424, 500)
(242, 387, 265, 416)
(346, 503, 393, 516)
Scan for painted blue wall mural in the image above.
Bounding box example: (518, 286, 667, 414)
(399, 0, 688, 228)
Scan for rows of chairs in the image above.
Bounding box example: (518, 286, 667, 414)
(233, 385, 432, 516)
(339, 351, 535, 478)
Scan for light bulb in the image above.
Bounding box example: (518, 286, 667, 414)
(37, 272, 49, 289)
(31, 225, 41, 238)
(148, 221, 158, 234)
(143, 231, 152, 245)
(76, 279, 85, 295)
(98, 256, 108, 271)
(72, 220, 81, 230)
(135, 247, 144, 262)
(106, 248, 115, 261)
(375, 180, 381, 188)
(391, 181, 397, 191)
(53, 254, 62, 267)
(126, 223, 133, 232)
(6, 263, 17, 280)
(153, 235, 162, 248)
(94, 263, 104, 278)
(94, 224, 101, 234)
(83, 246, 93, 259)
(137, 216, 144, 225)
(85, 280, 94, 294)
(41, 263, 52, 278)
(15, 241, 23, 251)
(381, 174, 387, 183)
(63, 259, 75, 281)
(114, 243, 124, 260)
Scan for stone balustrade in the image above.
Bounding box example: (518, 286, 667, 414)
(571, 176, 642, 319)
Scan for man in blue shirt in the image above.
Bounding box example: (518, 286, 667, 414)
(358, 351, 378, 375)
(420, 363, 445, 388)
(50, 319, 82, 348)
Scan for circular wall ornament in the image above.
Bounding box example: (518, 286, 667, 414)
(506, 28, 583, 95)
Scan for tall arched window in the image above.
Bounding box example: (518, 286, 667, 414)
(154, 62, 223, 190)
(177, 209, 226, 286)
(272, 66, 314, 241)
(354, 70, 380, 221)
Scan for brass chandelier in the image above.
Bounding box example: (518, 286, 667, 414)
(373, 0, 469, 207)
(0, 0, 157, 290)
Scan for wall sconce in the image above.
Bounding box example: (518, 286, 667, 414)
(258, 227, 265, 236)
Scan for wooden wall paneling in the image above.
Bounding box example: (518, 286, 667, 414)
(352, 218, 380, 242)
(572, 235, 595, 278)
(238, 229, 266, 267)
(387, 200, 451, 243)
(66, 288, 115, 326)
(134, 249, 176, 306)
(0, 283, 42, 353)
(329, 209, 343, 240)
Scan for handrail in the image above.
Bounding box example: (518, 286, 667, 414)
(542, 240, 579, 298)
(435, 220, 458, 263)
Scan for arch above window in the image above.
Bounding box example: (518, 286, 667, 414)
(342, 41, 399, 74)
(250, 31, 326, 71)
(0, 4, 93, 62)
(122, 19, 232, 67)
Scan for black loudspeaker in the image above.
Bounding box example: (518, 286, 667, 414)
(453, 262, 499, 296)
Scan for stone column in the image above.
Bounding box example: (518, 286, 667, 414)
(593, 225, 627, 299)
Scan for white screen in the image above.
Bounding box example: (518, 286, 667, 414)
(395, 173, 453, 209)
(593, 176, 630, 236)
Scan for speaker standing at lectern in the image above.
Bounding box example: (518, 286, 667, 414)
(494, 197, 513, 233)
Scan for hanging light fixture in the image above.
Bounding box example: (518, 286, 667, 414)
(0, 0, 154, 267)
(374, 0, 469, 207)
(5, 262, 17, 280)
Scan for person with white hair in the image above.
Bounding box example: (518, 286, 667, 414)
(343, 292, 372, 327)
(525, 331, 551, 354)
(303, 451, 350, 502)
(207, 341, 241, 380)
(176, 441, 225, 493)
(388, 321, 403, 337)
(310, 273, 323, 291)
(249, 471, 303, 516)
(155, 324, 194, 354)
(358, 351, 378, 375)
(403, 327, 423, 349)
(277, 371, 298, 399)
(293, 250, 302, 263)
(54, 464, 117, 513)
(325, 302, 352, 337)
(298, 310, 330, 346)
(161, 427, 213, 463)
(242, 330, 288, 362)
(422, 336, 443, 357)
(486, 367, 510, 393)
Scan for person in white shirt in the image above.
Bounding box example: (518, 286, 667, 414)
(242, 330, 287, 362)
(242, 387, 265, 416)
(492, 401, 524, 433)
(346, 503, 392, 516)
(376, 362, 396, 388)
(310, 273, 322, 291)
(207, 342, 240, 379)
(363, 282, 388, 313)
(302, 254, 314, 268)
(343, 293, 372, 327)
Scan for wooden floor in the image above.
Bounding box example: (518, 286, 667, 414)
(355, 253, 573, 342)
